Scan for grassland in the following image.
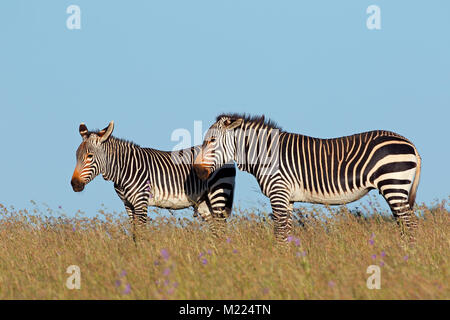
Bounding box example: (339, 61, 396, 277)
(0, 197, 448, 299)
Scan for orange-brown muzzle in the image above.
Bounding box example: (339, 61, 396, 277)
(193, 153, 211, 180)
(71, 169, 85, 192)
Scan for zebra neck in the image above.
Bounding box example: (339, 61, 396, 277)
(102, 137, 141, 186)
(234, 124, 281, 183)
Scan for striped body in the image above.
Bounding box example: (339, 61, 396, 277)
(279, 131, 419, 208)
(108, 142, 236, 221)
(194, 115, 421, 243)
(71, 122, 235, 238)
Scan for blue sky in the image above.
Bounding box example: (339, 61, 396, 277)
(0, 1, 448, 217)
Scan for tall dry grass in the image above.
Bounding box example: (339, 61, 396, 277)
(0, 197, 448, 299)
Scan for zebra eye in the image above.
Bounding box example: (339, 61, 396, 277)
(86, 154, 94, 159)
(210, 138, 216, 143)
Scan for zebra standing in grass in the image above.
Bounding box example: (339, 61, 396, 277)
(194, 114, 421, 243)
(71, 121, 236, 239)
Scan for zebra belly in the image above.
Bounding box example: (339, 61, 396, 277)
(290, 186, 370, 205)
(147, 193, 194, 209)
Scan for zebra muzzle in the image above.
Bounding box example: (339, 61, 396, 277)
(71, 178, 85, 192)
(193, 163, 211, 180)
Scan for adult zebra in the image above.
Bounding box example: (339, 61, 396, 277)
(71, 121, 236, 239)
(194, 114, 421, 243)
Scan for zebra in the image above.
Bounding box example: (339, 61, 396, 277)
(71, 121, 236, 239)
(194, 114, 421, 243)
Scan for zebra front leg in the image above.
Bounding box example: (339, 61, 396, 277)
(210, 206, 229, 238)
(130, 205, 148, 243)
(114, 185, 138, 241)
(287, 202, 294, 235)
(196, 200, 224, 238)
(269, 192, 292, 244)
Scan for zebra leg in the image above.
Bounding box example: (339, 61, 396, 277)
(383, 194, 418, 242)
(210, 205, 228, 238)
(196, 200, 218, 235)
(287, 202, 294, 235)
(269, 190, 292, 244)
(204, 181, 234, 238)
(114, 185, 137, 240)
(132, 203, 148, 239)
(209, 190, 232, 238)
(114, 185, 148, 242)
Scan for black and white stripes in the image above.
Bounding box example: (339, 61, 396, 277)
(71, 121, 236, 237)
(194, 114, 421, 243)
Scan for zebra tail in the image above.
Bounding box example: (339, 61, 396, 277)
(409, 147, 422, 209)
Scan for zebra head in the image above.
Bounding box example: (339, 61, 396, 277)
(71, 121, 114, 192)
(194, 116, 243, 180)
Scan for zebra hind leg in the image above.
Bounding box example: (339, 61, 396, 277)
(383, 194, 418, 244)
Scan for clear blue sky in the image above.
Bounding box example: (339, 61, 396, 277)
(0, 1, 448, 217)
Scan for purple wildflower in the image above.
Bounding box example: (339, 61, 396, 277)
(369, 239, 374, 245)
(72, 227, 76, 232)
(115, 280, 121, 287)
(379, 261, 385, 267)
(199, 252, 204, 258)
(328, 281, 336, 288)
(120, 270, 127, 277)
(371, 254, 377, 260)
(122, 283, 131, 294)
(226, 237, 231, 243)
(173, 282, 179, 288)
(381, 251, 386, 257)
(262, 288, 269, 294)
(207, 249, 212, 255)
(161, 249, 170, 260)
(287, 235, 294, 242)
(233, 249, 238, 254)
(163, 268, 170, 276)
(294, 238, 300, 246)
(201, 258, 208, 265)
(403, 255, 409, 261)
(167, 287, 175, 295)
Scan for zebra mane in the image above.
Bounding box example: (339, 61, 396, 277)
(216, 113, 282, 130)
(87, 130, 141, 147)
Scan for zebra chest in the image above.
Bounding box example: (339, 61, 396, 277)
(290, 184, 370, 205)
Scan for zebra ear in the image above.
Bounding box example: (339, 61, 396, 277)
(98, 121, 114, 143)
(79, 123, 89, 140)
(223, 118, 243, 130)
